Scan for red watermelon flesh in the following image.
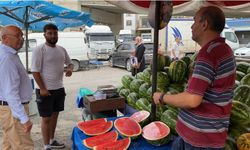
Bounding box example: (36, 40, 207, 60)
(93, 138, 131, 150)
(130, 110, 150, 123)
(114, 117, 141, 138)
(142, 121, 170, 140)
(78, 118, 107, 130)
(82, 121, 113, 136)
(83, 131, 118, 149)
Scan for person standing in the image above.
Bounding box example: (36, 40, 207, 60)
(153, 6, 235, 149)
(131, 36, 146, 76)
(31, 24, 73, 150)
(171, 37, 182, 60)
(0, 25, 34, 150)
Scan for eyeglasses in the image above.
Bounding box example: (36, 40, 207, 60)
(5, 34, 24, 39)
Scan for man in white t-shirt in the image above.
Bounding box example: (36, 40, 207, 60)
(31, 24, 73, 150)
(171, 37, 181, 60)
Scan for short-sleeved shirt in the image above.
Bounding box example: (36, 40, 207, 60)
(176, 37, 236, 148)
(31, 43, 71, 90)
(171, 41, 180, 58)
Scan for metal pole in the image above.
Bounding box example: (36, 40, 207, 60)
(150, 1, 160, 121)
(25, 6, 29, 72)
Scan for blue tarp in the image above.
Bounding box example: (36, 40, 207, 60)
(0, 0, 93, 31)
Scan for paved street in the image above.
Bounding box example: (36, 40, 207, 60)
(0, 66, 129, 150)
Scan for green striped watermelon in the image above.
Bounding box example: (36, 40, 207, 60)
(181, 56, 192, 68)
(127, 92, 139, 108)
(236, 62, 250, 74)
(234, 85, 250, 107)
(164, 55, 172, 67)
(130, 79, 144, 93)
(230, 101, 250, 125)
(150, 55, 166, 71)
(136, 98, 150, 111)
(240, 73, 250, 86)
(236, 71, 246, 81)
(121, 75, 134, 89)
(119, 89, 130, 99)
(160, 110, 178, 135)
(248, 67, 250, 74)
(169, 60, 187, 83)
(139, 83, 151, 99)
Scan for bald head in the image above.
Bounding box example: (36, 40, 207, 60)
(1, 25, 24, 51)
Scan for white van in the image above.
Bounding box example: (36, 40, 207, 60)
(117, 29, 134, 43)
(19, 32, 89, 71)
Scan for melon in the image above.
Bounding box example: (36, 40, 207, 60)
(114, 117, 142, 139)
(130, 110, 150, 127)
(93, 138, 131, 150)
(77, 118, 107, 130)
(142, 121, 171, 146)
(81, 121, 113, 136)
(83, 131, 118, 149)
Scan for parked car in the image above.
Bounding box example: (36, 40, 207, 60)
(234, 42, 250, 59)
(109, 42, 153, 71)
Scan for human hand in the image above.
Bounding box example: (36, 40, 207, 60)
(40, 89, 50, 97)
(153, 92, 162, 105)
(23, 120, 33, 133)
(65, 69, 72, 77)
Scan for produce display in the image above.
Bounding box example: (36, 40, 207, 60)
(93, 138, 131, 150)
(130, 110, 150, 127)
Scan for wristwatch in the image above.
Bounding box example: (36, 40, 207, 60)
(159, 93, 165, 105)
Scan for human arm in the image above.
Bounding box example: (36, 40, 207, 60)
(153, 91, 203, 108)
(32, 72, 50, 96)
(64, 48, 73, 77)
(136, 45, 145, 68)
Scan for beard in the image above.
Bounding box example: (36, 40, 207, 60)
(46, 38, 58, 45)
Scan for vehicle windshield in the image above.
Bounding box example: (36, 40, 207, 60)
(224, 32, 238, 43)
(89, 35, 114, 41)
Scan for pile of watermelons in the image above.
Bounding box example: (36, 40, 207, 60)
(118, 54, 250, 149)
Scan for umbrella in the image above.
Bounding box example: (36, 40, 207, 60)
(0, 0, 94, 71)
(105, 0, 250, 121)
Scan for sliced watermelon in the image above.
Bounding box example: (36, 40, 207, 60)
(77, 118, 107, 130)
(114, 117, 141, 139)
(93, 138, 131, 150)
(81, 121, 113, 136)
(130, 110, 150, 127)
(83, 131, 118, 149)
(142, 121, 171, 146)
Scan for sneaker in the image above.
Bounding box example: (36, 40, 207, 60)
(50, 140, 65, 149)
(45, 148, 52, 150)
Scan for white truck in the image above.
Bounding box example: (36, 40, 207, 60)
(159, 18, 239, 56)
(117, 29, 135, 43)
(83, 25, 115, 60)
(19, 32, 89, 71)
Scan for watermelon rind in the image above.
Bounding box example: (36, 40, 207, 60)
(93, 138, 131, 150)
(130, 110, 150, 127)
(114, 117, 142, 139)
(142, 121, 171, 146)
(77, 118, 107, 130)
(81, 121, 113, 136)
(83, 131, 118, 149)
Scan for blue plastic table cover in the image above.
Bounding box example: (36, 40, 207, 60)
(71, 117, 173, 150)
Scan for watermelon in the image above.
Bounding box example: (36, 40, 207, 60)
(114, 117, 142, 139)
(236, 71, 246, 81)
(83, 131, 118, 149)
(224, 137, 237, 150)
(135, 98, 150, 111)
(169, 60, 187, 83)
(81, 121, 113, 136)
(150, 55, 166, 71)
(228, 124, 250, 141)
(240, 73, 250, 86)
(236, 133, 250, 150)
(236, 62, 250, 74)
(78, 118, 107, 130)
(142, 121, 171, 146)
(181, 56, 192, 68)
(121, 75, 134, 89)
(160, 110, 178, 135)
(234, 85, 250, 107)
(230, 101, 250, 125)
(93, 138, 130, 150)
(139, 83, 150, 98)
(130, 79, 144, 93)
(248, 67, 250, 74)
(235, 80, 240, 89)
(127, 92, 139, 108)
(167, 83, 185, 93)
(164, 55, 172, 67)
(150, 72, 170, 92)
(141, 69, 151, 84)
(119, 89, 130, 99)
(117, 86, 125, 93)
(130, 110, 150, 127)
(190, 51, 198, 61)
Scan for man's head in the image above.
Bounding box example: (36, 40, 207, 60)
(0, 25, 24, 51)
(135, 36, 142, 45)
(191, 6, 225, 44)
(43, 23, 58, 46)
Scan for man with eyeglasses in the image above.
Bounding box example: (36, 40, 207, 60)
(0, 25, 34, 149)
(31, 23, 73, 150)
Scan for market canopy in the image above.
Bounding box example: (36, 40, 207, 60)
(105, 0, 250, 17)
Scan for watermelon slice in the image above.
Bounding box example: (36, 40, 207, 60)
(130, 110, 150, 127)
(114, 117, 141, 139)
(93, 138, 131, 150)
(78, 118, 107, 130)
(142, 121, 171, 146)
(81, 121, 113, 136)
(83, 131, 118, 149)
